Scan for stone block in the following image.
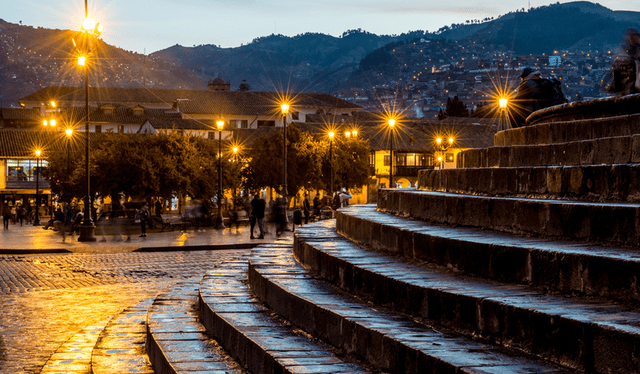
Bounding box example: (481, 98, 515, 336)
(607, 164, 631, 201)
(513, 200, 546, 235)
(488, 198, 515, 230)
(553, 141, 581, 166)
(464, 168, 481, 194)
(580, 140, 594, 165)
(589, 205, 638, 246)
(480, 148, 489, 168)
(494, 132, 505, 147)
(534, 123, 551, 145)
(612, 136, 632, 164)
(517, 167, 546, 195)
(545, 203, 590, 240)
(546, 168, 563, 195)
(511, 127, 526, 145)
(490, 168, 517, 195)
(486, 147, 501, 168)
(563, 166, 585, 198)
(628, 114, 640, 135)
(539, 144, 555, 166)
(523, 125, 537, 145)
(498, 147, 512, 167)
(573, 119, 593, 142)
(631, 135, 640, 163)
(627, 165, 640, 202)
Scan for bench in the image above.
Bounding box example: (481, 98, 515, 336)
(229, 210, 250, 230)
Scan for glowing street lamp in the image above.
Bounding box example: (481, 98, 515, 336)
(435, 136, 455, 169)
(215, 118, 225, 229)
(33, 149, 41, 226)
(328, 131, 335, 197)
(499, 97, 509, 131)
(388, 117, 396, 188)
(281, 103, 290, 201)
(76, 1, 102, 242)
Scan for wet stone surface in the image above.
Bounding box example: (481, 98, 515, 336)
(0, 249, 247, 374)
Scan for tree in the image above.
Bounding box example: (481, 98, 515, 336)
(445, 95, 469, 117)
(237, 82, 251, 91)
(329, 136, 371, 191)
(243, 125, 323, 199)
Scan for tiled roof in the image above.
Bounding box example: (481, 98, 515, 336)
(1, 108, 41, 121)
(0, 129, 87, 157)
(145, 118, 211, 131)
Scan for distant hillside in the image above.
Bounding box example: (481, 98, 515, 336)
(150, 31, 403, 93)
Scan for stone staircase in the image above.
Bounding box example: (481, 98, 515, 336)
(41, 95, 640, 373)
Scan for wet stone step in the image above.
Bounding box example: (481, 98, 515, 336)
(199, 256, 372, 374)
(92, 297, 155, 374)
(292, 219, 640, 373)
(378, 189, 640, 247)
(40, 319, 110, 374)
(337, 204, 640, 306)
(249, 240, 574, 374)
(146, 278, 245, 374)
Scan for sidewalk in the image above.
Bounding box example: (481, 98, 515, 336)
(0, 219, 294, 254)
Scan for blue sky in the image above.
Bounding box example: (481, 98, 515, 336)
(3, 0, 638, 54)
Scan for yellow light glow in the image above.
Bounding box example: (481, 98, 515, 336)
(448, 137, 454, 144)
(499, 98, 508, 109)
(438, 156, 443, 162)
(281, 103, 290, 115)
(345, 131, 351, 138)
(436, 137, 442, 145)
(50, 101, 56, 108)
(82, 18, 96, 32)
(216, 119, 225, 130)
(35, 150, 41, 157)
(78, 56, 86, 66)
(66, 128, 73, 137)
(388, 118, 395, 127)
(43, 120, 48, 127)
(233, 147, 238, 153)
(352, 130, 358, 137)
(328, 131, 335, 139)
(50, 119, 56, 127)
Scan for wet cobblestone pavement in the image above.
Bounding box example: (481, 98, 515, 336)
(0, 250, 249, 373)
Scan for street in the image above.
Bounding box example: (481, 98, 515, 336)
(0, 222, 264, 373)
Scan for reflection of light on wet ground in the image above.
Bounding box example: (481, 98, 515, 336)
(176, 233, 188, 246)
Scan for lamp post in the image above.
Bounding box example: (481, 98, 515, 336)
(215, 118, 225, 229)
(33, 150, 41, 226)
(328, 131, 335, 197)
(499, 97, 508, 131)
(281, 103, 289, 201)
(436, 137, 454, 169)
(76, 0, 101, 242)
(388, 118, 396, 189)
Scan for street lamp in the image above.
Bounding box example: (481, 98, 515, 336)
(328, 131, 335, 197)
(499, 97, 508, 131)
(281, 103, 289, 201)
(435, 137, 454, 169)
(33, 150, 41, 226)
(388, 117, 396, 189)
(76, 0, 101, 242)
(65, 128, 73, 198)
(215, 118, 225, 229)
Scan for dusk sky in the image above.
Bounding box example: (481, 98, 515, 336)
(4, 0, 638, 54)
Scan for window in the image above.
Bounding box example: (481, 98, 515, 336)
(231, 120, 248, 129)
(446, 152, 454, 162)
(383, 155, 391, 166)
(291, 111, 299, 120)
(117, 125, 124, 133)
(258, 120, 275, 127)
(95, 125, 102, 133)
(6, 159, 48, 182)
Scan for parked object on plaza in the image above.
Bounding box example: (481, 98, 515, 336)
(512, 67, 567, 127)
(601, 28, 640, 95)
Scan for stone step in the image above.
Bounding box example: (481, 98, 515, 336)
(457, 135, 639, 169)
(336, 205, 640, 306)
(293, 219, 640, 373)
(40, 298, 155, 374)
(526, 93, 640, 128)
(378, 189, 640, 247)
(92, 298, 155, 374)
(496, 112, 640, 147)
(418, 164, 640, 203)
(40, 319, 110, 374)
(250, 239, 575, 374)
(198, 256, 372, 374)
(145, 278, 246, 374)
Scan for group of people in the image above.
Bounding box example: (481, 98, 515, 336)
(247, 188, 352, 239)
(2, 203, 40, 229)
(43, 204, 83, 242)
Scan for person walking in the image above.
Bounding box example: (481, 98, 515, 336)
(250, 193, 266, 239)
(137, 204, 150, 237)
(274, 194, 288, 237)
(2, 205, 11, 230)
(303, 194, 311, 224)
(62, 204, 74, 242)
